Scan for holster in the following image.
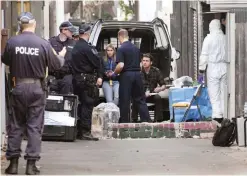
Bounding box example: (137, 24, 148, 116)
(41, 78, 48, 98)
(88, 84, 99, 99)
(77, 73, 97, 87)
(75, 73, 99, 99)
(52, 71, 65, 80)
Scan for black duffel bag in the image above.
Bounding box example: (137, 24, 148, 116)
(212, 118, 237, 147)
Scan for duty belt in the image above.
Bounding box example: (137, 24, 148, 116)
(78, 73, 96, 78)
(15, 78, 41, 86)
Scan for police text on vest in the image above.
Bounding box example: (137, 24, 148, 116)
(15, 47, 39, 56)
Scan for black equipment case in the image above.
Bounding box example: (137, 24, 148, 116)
(42, 94, 78, 142)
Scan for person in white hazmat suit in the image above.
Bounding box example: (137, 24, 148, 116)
(199, 19, 226, 124)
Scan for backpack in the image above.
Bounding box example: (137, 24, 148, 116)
(212, 118, 237, 147)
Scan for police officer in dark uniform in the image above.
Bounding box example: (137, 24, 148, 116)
(49, 21, 76, 94)
(1, 12, 64, 175)
(108, 29, 151, 123)
(70, 24, 103, 141)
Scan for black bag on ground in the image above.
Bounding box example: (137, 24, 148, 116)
(212, 118, 237, 147)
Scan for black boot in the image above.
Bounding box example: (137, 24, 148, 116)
(76, 127, 82, 139)
(25, 160, 40, 175)
(81, 131, 99, 141)
(76, 120, 82, 139)
(5, 158, 19, 175)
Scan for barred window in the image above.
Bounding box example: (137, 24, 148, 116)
(103, 37, 142, 49)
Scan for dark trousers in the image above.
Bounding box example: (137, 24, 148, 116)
(119, 71, 150, 123)
(132, 94, 163, 122)
(73, 77, 98, 133)
(49, 74, 73, 94)
(57, 74, 73, 94)
(6, 83, 45, 161)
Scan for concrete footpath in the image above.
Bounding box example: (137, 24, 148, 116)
(1, 139, 247, 175)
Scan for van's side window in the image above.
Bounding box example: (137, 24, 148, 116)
(157, 26, 169, 49)
(103, 38, 142, 50)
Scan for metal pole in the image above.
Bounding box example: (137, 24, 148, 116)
(1, 6, 7, 151)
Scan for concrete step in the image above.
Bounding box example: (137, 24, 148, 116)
(102, 121, 217, 139)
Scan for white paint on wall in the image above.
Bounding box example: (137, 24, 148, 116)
(56, 0, 65, 34)
(157, 0, 173, 35)
(138, 0, 173, 35)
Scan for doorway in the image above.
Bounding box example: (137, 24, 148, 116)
(200, 3, 236, 119)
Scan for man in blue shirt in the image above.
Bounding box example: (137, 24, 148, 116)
(109, 29, 151, 123)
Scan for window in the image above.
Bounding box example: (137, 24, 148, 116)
(103, 37, 142, 50)
(110, 38, 119, 48)
(103, 38, 119, 49)
(131, 38, 142, 48)
(157, 26, 169, 49)
(17, 1, 31, 15)
(103, 39, 109, 49)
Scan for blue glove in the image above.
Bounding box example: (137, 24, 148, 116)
(197, 74, 204, 84)
(111, 72, 116, 78)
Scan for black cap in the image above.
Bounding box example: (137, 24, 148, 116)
(73, 28, 79, 36)
(17, 12, 35, 24)
(59, 21, 76, 32)
(79, 24, 91, 34)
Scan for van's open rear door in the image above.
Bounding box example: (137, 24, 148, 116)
(151, 18, 173, 79)
(89, 19, 103, 47)
(151, 18, 171, 50)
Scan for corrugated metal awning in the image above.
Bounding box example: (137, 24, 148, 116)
(206, 0, 247, 11)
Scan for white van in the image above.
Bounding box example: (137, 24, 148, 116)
(88, 18, 180, 100)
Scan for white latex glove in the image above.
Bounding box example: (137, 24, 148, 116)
(154, 87, 162, 93)
(96, 78, 103, 86)
(145, 91, 151, 97)
(58, 47, 67, 57)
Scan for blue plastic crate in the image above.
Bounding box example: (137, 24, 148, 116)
(169, 86, 212, 122)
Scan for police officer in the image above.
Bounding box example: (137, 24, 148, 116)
(1, 12, 65, 175)
(49, 21, 76, 94)
(70, 24, 103, 141)
(108, 29, 151, 123)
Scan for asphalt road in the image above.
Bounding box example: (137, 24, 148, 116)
(1, 139, 247, 175)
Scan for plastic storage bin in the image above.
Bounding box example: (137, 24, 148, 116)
(169, 86, 212, 122)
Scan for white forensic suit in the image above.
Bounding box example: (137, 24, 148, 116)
(199, 19, 227, 120)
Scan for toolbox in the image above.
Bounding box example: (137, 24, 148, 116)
(42, 94, 78, 142)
